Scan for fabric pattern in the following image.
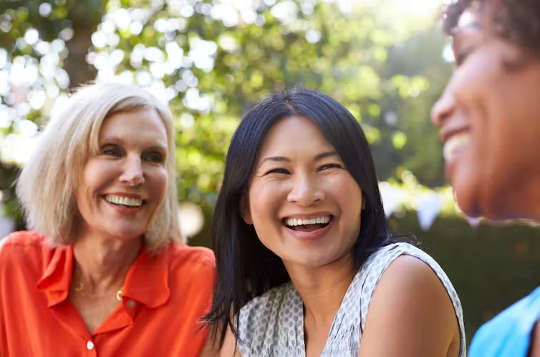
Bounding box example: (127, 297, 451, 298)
(468, 285, 540, 357)
(237, 242, 466, 357)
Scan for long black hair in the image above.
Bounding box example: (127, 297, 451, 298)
(204, 88, 392, 346)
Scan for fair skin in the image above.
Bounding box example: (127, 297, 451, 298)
(70, 108, 168, 332)
(432, 7, 540, 355)
(220, 116, 459, 357)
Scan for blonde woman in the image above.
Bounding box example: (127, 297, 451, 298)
(0, 83, 215, 356)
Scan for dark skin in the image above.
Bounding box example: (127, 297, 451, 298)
(434, 4, 540, 355)
(529, 324, 540, 357)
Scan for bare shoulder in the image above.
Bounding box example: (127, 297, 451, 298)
(368, 255, 456, 322)
(358, 255, 460, 357)
(380, 254, 444, 288)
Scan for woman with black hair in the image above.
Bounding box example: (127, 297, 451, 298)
(206, 88, 465, 357)
(432, 1, 540, 356)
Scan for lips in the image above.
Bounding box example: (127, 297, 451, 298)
(104, 194, 145, 208)
(281, 213, 334, 238)
(284, 215, 331, 228)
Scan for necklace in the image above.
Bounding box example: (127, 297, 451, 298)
(73, 281, 123, 301)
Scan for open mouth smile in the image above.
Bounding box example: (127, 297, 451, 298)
(104, 194, 145, 208)
(442, 132, 471, 162)
(283, 215, 333, 232)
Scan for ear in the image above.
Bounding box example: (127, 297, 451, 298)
(240, 194, 253, 225)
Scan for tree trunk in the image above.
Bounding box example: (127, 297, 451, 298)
(64, 0, 105, 88)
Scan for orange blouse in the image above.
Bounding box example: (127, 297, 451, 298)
(0, 231, 215, 357)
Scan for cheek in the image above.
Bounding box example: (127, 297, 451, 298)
(332, 175, 362, 206)
(76, 165, 100, 208)
(152, 168, 168, 202)
(332, 177, 363, 229)
(248, 183, 283, 226)
(453, 53, 501, 105)
(81, 159, 116, 191)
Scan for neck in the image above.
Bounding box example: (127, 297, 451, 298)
(285, 254, 356, 326)
(72, 231, 142, 294)
(488, 178, 540, 222)
(521, 181, 540, 221)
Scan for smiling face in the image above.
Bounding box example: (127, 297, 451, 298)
(431, 9, 540, 220)
(243, 115, 363, 271)
(75, 108, 169, 241)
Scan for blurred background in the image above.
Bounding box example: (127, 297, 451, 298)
(1, 0, 539, 340)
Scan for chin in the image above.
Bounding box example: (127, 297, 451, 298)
(452, 166, 493, 219)
(284, 253, 330, 269)
(452, 180, 477, 217)
(455, 187, 524, 222)
(106, 228, 146, 241)
(481, 204, 532, 222)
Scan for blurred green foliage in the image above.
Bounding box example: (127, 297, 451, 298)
(1, 0, 539, 341)
(0, 0, 452, 231)
(392, 212, 540, 340)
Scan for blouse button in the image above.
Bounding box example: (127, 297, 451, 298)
(86, 340, 95, 350)
(127, 300, 136, 308)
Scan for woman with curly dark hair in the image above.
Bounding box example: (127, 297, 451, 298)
(432, 1, 540, 356)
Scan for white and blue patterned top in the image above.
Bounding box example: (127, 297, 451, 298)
(236, 242, 466, 357)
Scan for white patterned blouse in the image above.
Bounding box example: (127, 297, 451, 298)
(236, 242, 466, 357)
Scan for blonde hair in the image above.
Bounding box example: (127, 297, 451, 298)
(16, 82, 182, 252)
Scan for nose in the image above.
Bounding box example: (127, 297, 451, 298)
(287, 173, 324, 206)
(120, 155, 145, 186)
(431, 85, 455, 128)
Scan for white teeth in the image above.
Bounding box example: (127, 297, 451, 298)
(285, 216, 330, 227)
(105, 195, 143, 207)
(443, 133, 470, 162)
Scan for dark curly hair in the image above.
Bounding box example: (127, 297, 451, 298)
(442, 0, 540, 53)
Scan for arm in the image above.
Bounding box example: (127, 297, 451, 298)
(358, 255, 460, 357)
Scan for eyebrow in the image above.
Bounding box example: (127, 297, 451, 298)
(315, 151, 339, 161)
(259, 151, 339, 165)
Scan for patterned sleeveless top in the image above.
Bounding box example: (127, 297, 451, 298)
(236, 242, 466, 357)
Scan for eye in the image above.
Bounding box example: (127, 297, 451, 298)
(318, 163, 343, 171)
(100, 144, 123, 157)
(265, 167, 290, 175)
(143, 151, 165, 163)
(455, 46, 475, 66)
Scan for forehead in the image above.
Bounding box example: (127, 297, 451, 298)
(258, 115, 334, 155)
(102, 108, 165, 131)
(99, 108, 168, 144)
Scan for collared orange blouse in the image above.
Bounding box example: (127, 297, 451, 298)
(0, 231, 215, 357)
